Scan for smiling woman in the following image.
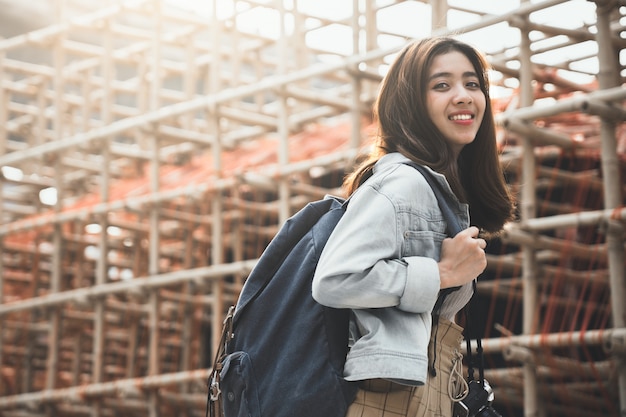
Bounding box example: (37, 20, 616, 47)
(312, 36, 514, 417)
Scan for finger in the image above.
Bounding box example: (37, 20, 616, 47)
(461, 226, 480, 238)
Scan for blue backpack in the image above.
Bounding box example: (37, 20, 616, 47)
(207, 162, 461, 417)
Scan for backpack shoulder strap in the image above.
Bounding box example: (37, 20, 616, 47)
(404, 162, 465, 302)
(404, 162, 463, 237)
(234, 195, 345, 317)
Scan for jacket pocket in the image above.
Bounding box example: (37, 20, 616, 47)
(402, 230, 446, 258)
(220, 351, 261, 417)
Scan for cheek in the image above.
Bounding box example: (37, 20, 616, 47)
(426, 95, 444, 119)
(427, 106, 446, 132)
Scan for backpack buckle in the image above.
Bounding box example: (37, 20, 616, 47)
(209, 373, 221, 402)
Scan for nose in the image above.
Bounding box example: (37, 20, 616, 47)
(453, 84, 472, 104)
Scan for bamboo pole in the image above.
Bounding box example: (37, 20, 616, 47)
(44, 1, 66, 403)
(0, 0, 574, 169)
(497, 86, 626, 125)
(91, 15, 115, 405)
(147, 5, 163, 417)
(0, 0, 150, 53)
(594, 1, 626, 414)
(475, 327, 626, 354)
(350, 0, 363, 150)
(0, 327, 622, 410)
(514, 5, 542, 415)
(503, 119, 579, 149)
(0, 48, 6, 390)
(501, 228, 608, 262)
(0, 368, 213, 409)
(0, 2, 622, 417)
(510, 206, 626, 231)
(0, 260, 257, 316)
(276, 0, 291, 226)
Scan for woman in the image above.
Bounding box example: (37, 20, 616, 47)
(312, 36, 514, 417)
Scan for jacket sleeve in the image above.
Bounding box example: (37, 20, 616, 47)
(311, 182, 440, 314)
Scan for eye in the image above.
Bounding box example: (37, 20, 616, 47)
(432, 81, 450, 90)
(466, 80, 481, 89)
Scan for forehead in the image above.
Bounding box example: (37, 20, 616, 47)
(428, 50, 476, 76)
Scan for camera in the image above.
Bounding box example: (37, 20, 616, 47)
(453, 379, 502, 417)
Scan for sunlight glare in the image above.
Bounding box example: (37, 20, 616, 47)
(1, 166, 24, 181)
(39, 187, 57, 206)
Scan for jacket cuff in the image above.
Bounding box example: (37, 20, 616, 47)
(399, 257, 440, 313)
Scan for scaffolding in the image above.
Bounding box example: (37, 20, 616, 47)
(0, 0, 624, 416)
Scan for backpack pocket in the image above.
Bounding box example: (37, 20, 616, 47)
(220, 351, 261, 417)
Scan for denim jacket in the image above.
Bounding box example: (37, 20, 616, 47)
(312, 152, 473, 385)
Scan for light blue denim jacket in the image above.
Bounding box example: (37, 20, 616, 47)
(312, 152, 473, 385)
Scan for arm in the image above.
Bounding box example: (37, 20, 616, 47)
(312, 184, 441, 314)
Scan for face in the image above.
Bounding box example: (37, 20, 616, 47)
(425, 50, 486, 155)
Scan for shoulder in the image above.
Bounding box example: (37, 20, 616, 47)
(368, 154, 436, 198)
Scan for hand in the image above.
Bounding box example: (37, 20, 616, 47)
(438, 226, 487, 289)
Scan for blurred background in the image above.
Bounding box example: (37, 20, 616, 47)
(0, 1, 624, 416)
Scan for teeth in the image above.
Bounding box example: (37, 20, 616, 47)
(449, 114, 473, 121)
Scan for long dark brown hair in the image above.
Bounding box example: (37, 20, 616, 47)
(344, 36, 514, 234)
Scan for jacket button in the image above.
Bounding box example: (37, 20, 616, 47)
(227, 392, 235, 401)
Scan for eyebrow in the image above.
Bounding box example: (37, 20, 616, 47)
(428, 71, 479, 81)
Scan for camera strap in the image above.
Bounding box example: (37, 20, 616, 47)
(464, 279, 485, 385)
